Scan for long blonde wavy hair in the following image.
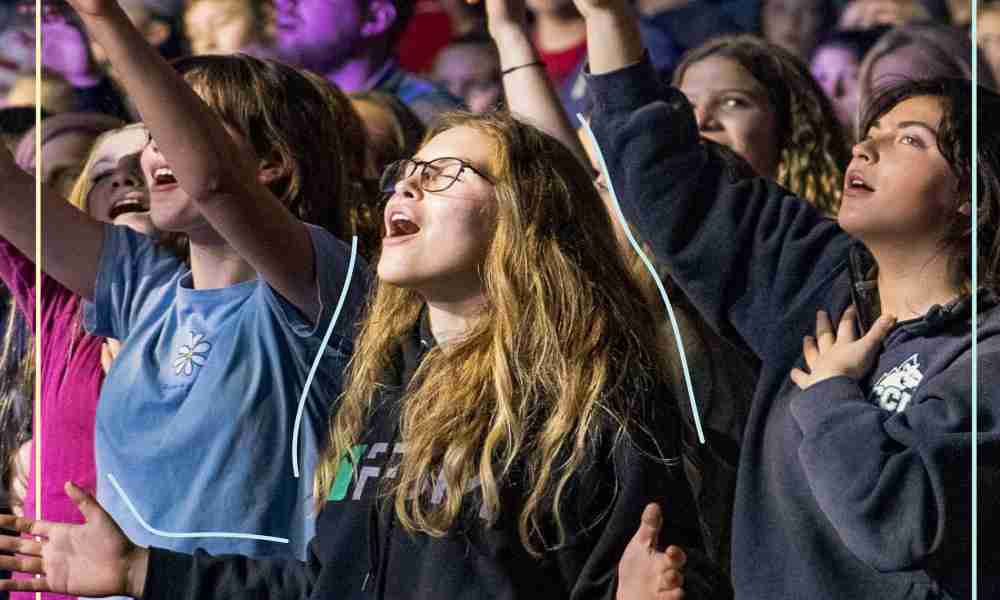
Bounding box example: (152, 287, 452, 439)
(317, 112, 677, 556)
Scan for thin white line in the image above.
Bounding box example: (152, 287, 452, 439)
(107, 473, 289, 543)
(578, 115, 706, 444)
(293, 236, 360, 478)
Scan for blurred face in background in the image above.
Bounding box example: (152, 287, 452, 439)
(761, 0, 825, 60)
(811, 43, 861, 131)
(185, 0, 257, 55)
(679, 55, 781, 179)
(271, 0, 364, 70)
(40, 130, 98, 200)
(867, 43, 938, 92)
(432, 42, 502, 114)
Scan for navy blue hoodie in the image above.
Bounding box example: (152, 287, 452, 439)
(141, 316, 730, 599)
(587, 56, 999, 599)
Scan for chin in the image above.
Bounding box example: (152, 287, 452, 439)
(837, 210, 880, 241)
(376, 265, 416, 288)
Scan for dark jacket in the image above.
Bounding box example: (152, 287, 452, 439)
(142, 315, 727, 600)
(587, 55, 1000, 599)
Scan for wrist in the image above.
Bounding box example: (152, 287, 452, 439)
(487, 20, 529, 42)
(489, 25, 536, 65)
(576, 2, 632, 21)
(126, 545, 150, 599)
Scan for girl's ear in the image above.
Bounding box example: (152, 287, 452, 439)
(257, 153, 290, 186)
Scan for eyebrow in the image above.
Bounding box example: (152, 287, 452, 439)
(869, 119, 939, 137)
(897, 121, 939, 136)
(681, 86, 762, 97)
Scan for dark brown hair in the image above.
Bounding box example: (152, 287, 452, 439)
(673, 34, 850, 214)
(173, 53, 370, 242)
(860, 78, 1000, 293)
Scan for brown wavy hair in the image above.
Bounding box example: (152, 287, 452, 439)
(173, 54, 373, 244)
(672, 34, 849, 214)
(317, 112, 678, 555)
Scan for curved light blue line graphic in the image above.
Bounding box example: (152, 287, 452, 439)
(577, 115, 705, 444)
(107, 473, 289, 544)
(293, 235, 360, 478)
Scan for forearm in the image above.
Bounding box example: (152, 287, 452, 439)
(586, 56, 848, 353)
(76, 7, 250, 200)
(0, 165, 37, 263)
(141, 546, 315, 600)
(579, 3, 644, 75)
(76, 6, 317, 316)
(490, 25, 585, 163)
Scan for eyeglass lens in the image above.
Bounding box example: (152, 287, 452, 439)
(381, 159, 466, 194)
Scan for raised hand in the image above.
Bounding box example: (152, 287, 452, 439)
(0, 482, 147, 598)
(466, 0, 527, 35)
(617, 503, 687, 600)
(790, 306, 897, 390)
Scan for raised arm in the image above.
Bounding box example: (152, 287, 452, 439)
(571, 0, 644, 75)
(578, 0, 850, 358)
(0, 139, 104, 300)
(471, 0, 586, 163)
(65, 0, 320, 320)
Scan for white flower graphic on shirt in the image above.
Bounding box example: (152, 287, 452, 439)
(173, 331, 212, 377)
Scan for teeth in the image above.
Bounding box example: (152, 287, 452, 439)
(154, 167, 174, 179)
(391, 214, 410, 223)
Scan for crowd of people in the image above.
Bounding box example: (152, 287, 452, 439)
(0, 0, 995, 598)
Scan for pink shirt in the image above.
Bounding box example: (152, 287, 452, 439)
(0, 238, 102, 600)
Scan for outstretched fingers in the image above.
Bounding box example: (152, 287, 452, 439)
(0, 553, 45, 577)
(0, 534, 44, 556)
(0, 514, 54, 537)
(0, 574, 53, 593)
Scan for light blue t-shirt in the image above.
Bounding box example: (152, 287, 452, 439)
(85, 223, 368, 561)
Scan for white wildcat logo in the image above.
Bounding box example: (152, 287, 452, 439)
(870, 354, 923, 412)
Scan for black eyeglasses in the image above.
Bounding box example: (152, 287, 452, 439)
(380, 157, 493, 194)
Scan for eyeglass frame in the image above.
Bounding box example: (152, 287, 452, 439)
(380, 157, 494, 195)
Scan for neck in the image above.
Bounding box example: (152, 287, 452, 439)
(425, 295, 486, 344)
(533, 9, 586, 52)
(869, 241, 961, 320)
(323, 47, 390, 92)
(187, 232, 257, 289)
